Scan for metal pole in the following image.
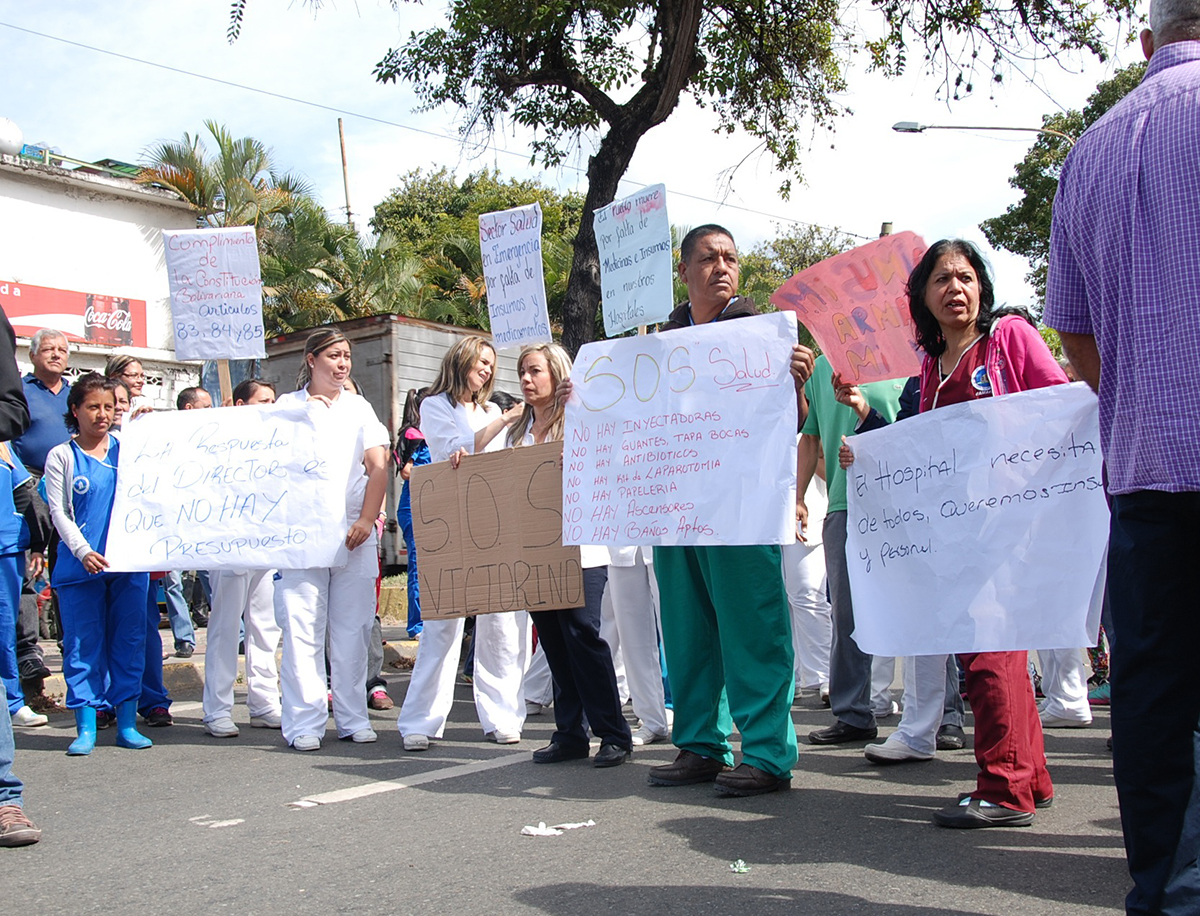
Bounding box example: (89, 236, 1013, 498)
(338, 118, 354, 230)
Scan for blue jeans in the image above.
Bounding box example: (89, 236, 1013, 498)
(1109, 490, 1200, 915)
(0, 686, 22, 807)
(139, 586, 171, 713)
(163, 571, 194, 651)
(1, 554, 24, 714)
(397, 499, 422, 637)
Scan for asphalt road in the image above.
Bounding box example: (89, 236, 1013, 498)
(6, 669, 1126, 915)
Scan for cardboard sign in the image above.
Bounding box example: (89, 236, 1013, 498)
(479, 202, 553, 350)
(105, 402, 356, 571)
(771, 232, 926, 384)
(593, 184, 674, 336)
(562, 311, 799, 547)
(846, 384, 1107, 655)
(163, 227, 267, 360)
(411, 442, 583, 618)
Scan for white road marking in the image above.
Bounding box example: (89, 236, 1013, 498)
(288, 752, 528, 808)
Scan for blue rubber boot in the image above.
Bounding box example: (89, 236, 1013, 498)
(67, 707, 97, 756)
(114, 700, 152, 749)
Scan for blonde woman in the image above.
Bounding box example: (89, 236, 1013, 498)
(274, 329, 389, 751)
(509, 343, 630, 766)
(397, 336, 528, 750)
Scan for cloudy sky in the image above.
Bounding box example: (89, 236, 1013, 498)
(0, 1, 1142, 305)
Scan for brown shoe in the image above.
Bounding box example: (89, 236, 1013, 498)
(368, 689, 394, 711)
(648, 749, 730, 786)
(714, 763, 791, 797)
(0, 805, 41, 847)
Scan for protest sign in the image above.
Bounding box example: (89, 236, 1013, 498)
(846, 383, 1107, 655)
(479, 202, 552, 350)
(593, 184, 674, 336)
(771, 232, 926, 384)
(410, 442, 583, 619)
(563, 311, 798, 547)
(163, 227, 267, 360)
(106, 402, 356, 571)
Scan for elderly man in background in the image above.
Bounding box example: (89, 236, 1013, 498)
(1046, 1, 1200, 911)
(10, 329, 70, 714)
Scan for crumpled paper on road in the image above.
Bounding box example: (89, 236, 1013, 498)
(521, 819, 596, 837)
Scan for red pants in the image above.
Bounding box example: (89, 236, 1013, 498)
(959, 650, 1053, 812)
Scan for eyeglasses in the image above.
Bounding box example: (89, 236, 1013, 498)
(121, 370, 146, 380)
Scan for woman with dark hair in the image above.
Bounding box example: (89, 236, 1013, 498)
(201, 380, 282, 739)
(839, 239, 1066, 828)
(43, 373, 152, 755)
(396, 387, 430, 640)
(397, 335, 527, 751)
(273, 330, 389, 751)
(509, 343, 631, 767)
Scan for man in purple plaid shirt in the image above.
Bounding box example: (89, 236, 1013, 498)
(1046, 1, 1200, 911)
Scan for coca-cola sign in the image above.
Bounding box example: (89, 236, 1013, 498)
(0, 280, 146, 347)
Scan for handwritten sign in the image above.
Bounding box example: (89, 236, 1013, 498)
(563, 311, 798, 547)
(411, 442, 583, 619)
(593, 183, 674, 336)
(163, 227, 266, 360)
(771, 232, 926, 384)
(478, 202, 552, 350)
(105, 403, 356, 571)
(846, 384, 1107, 655)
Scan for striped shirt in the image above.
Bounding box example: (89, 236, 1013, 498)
(1045, 41, 1200, 494)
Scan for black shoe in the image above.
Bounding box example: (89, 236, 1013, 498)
(175, 644, 194, 659)
(958, 790, 1052, 809)
(713, 763, 790, 797)
(532, 742, 589, 764)
(936, 724, 966, 751)
(648, 749, 730, 786)
(593, 743, 631, 768)
(141, 707, 173, 727)
(191, 611, 209, 629)
(934, 797, 1035, 828)
(18, 660, 51, 681)
(808, 721, 878, 745)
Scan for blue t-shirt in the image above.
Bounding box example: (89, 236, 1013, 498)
(398, 441, 431, 512)
(14, 374, 71, 473)
(0, 449, 30, 556)
(51, 437, 119, 587)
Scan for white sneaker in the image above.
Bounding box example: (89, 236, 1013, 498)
(631, 725, 667, 746)
(292, 734, 322, 751)
(250, 712, 282, 729)
(873, 700, 901, 719)
(1040, 711, 1092, 728)
(204, 717, 239, 738)
(349, 729, 377, 743)
(864, 736, 934, 764)
(403, 733, 429, 752)
(486, 731, 521, 744)
(525, 701, 547, 716)
(11, 705, 47, 728)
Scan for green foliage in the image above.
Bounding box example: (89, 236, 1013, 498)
(981, 62, 1146, 305)
(1040, 325, 1064, 360)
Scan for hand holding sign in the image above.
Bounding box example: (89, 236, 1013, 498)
(771, 232, 926, 384)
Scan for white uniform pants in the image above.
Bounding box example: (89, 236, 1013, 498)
(780, 539, 832, 690)
(397, 611, 530, 739)
(275, 548, 376, 744)
(523, 642, 554, 707)
(1037, 647, 1092, 722)
(598, 586, 630, 705)
(891, 654, 949, 755)
(203, 569, 281, 723)
(606, 553, 668, 735)
(871, 655, 898, 715)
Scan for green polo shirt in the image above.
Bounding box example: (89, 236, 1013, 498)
(801, 355, 905, 512)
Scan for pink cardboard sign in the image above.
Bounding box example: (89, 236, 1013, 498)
(770, 232, 928, 383)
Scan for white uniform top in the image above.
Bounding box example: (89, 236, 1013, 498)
(520, 427, 609, 570)
(276, 388, 389, 521)
(419, 393, 505, 463)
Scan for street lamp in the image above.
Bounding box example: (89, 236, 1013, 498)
(892, 121, 1075, 145)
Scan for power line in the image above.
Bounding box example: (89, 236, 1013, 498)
(0, 20, 870, 240)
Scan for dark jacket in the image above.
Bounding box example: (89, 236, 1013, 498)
(659, 296, 758, 331)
